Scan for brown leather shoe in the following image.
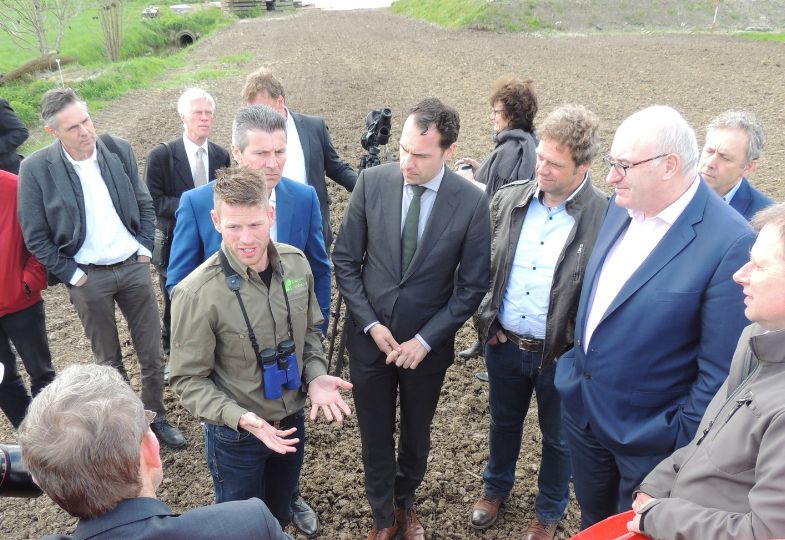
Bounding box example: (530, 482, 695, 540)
(367, 523, 399, 540)
(523, 518, 558, 540)
(396, 507, 426, 540)
(469, 495, 504, 530)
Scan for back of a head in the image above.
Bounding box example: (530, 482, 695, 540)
(18, 364, 147, 519)
(241, 67, 285, 104)
(538, 104, 600, 166)
(621, 105, 699, 175)
(231, 105, 287, 151)
(407, 97, 460, 150)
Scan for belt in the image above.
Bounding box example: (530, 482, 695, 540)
(267, 412, 298, 430)
(80, 255, 136, 270)
(504, 330, 544, 353)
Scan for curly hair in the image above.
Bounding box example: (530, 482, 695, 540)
(538, 104, 600, 166)
(489, 76, 538, 133)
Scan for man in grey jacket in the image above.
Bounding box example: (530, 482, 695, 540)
(628, 202, 785, 540)
(469, 105, 607, 540)
(17, 88, 184, 448)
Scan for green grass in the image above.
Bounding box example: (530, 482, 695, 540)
(390, 0, 548, 32)
(736, 31, 785, 42)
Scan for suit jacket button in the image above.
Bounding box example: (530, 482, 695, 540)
(583, 372, 591, 380)
(575, 339, 581, 347)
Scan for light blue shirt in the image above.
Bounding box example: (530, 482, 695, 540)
(722, 178, 744, 204)
(497, 180, 584, 338)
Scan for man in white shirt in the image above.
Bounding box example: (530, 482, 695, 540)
(699, 110, 773, 221)
(554, 105, 755, 529)
(18, 88, 185, 448)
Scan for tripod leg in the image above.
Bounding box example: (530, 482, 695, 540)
(335, 315, 349, 377)
(327, 293, 343, 374)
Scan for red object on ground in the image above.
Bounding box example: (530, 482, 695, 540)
(570, 511, 648, 540)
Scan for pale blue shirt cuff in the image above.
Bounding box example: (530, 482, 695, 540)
(364, 321, 379, 334)
(415, 333, 431, 352)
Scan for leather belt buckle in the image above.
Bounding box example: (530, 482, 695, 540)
(505, 331, 544, 353)
(267, 412, 296, 430)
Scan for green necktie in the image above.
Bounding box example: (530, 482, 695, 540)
(401, 184, 426, 272)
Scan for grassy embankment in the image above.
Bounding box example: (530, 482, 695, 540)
(0, 1, 243, 152)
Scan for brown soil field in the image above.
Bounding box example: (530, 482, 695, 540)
(2, 6, 785, 539)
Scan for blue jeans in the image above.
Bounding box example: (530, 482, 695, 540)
(483, 340, 571, 524)
(204, 411, 305, 527)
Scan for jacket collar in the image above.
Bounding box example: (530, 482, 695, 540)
(72, 498, 172, 539)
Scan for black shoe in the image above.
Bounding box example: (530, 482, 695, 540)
(163, 361, 171, 386)
(291, 494, 320, 537)
(150, 419, 187, 449)
(458, 341, 483, 359)
(475, 370, 489, 382)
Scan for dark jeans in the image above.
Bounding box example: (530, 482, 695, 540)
(204, 412, 305, 528)
(68, 258, 166, 417)
(351, 355, 447, 529)
(0, 301, 55, 428)
(483, 340, 571, 524)
(561, 410, 671, 529)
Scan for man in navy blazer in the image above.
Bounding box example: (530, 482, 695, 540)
(166, 107, 330, 335)
(554, 105, 755, 529)
(242, 67, 357, 247)
(699, 110, 774, 221)
(19, 364, 290, 540)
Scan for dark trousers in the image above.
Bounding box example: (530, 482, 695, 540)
(204, 412, 305, 527)
(156, 269, 171, 356)
(68, 258, 166, 417)
(483, 341, 571, 524)
(562, 411, 671, 529)
(351, 353, 447, 529)
(0, 301, 55, 428)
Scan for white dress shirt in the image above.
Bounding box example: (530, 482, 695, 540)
(268, 185, 277, 242)
(66, 147, 147, 284)
(584, 176, 701, 350)
(182, 135, 209, 184)
(282, 108, 307, 184)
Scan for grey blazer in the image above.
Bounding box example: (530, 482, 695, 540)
(18, 136, 154, 283)
(332, 162, 491, 374)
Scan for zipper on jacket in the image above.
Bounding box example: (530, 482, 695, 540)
(572, 242, 584, 282)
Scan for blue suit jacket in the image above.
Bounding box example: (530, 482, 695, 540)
(166, 177, 331, 333)
(555, 180, 755, 456)
(730, 177, 774, 221)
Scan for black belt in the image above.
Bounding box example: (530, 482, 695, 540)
(80, 255, 136, 270)
(504, 330, 544, 353)
(267, 412, 299, 430)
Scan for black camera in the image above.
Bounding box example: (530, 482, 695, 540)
(0, 444, 41, 498)
(361, 107, 392, 150)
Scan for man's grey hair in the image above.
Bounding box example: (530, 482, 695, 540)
(627, 105, 699, 175)
(41, 87, 88, 130)
(706, 110, 766, 165)
(18, 364, 148, 520)
(231, 105, 287, 151)
(752, 202, 785, 259)
(177, 87, 216, 117)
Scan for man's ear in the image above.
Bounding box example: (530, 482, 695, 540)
(44, 126, 56, 138)
(211, 208, 221, 233)
(268, 205, 275, 227)
(140, 431, 162, 470)
(443, 142, 457, 162)
(742, 158, 758, 179)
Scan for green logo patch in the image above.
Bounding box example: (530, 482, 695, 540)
(284, 277, 307, 292)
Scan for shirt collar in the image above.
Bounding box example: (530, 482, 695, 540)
(62, 143, 97, 168)
(722, 178, 745, 203)
(628, 175, 700, 225)
(182, 134, 207, 156)
(534, 172, 589, 209)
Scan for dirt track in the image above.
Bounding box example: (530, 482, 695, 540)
(2, 6, 785, 539)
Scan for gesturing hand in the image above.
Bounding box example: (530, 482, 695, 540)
(307, 374, 353, 423)
(238, 411, 299, 454)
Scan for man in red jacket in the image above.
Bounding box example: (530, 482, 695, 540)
(0, 169, 54, 428)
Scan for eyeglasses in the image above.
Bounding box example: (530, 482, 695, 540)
(491, 109, 505, 117)
(603, 153, 669, 177)
(144, 409, 156, 424)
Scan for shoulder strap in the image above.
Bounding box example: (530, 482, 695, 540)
(161, 141, 175, 183)
(98, 133, 130, 177)
(218, 250, 264, 363)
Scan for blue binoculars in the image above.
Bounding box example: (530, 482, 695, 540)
(260, 340, 301, 400)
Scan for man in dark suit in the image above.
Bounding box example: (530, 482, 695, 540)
(333, 97, 491, 539)
(699, 110, 774, 221)
(18, 364, 291, 540)
(18, 88, 185, 449)
(241, 67, 357, 247)
(144, 88, 230, 359)
(554, 105, 755, 529)
(0, 96, 29, 175)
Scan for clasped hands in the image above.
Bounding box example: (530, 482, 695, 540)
(627, 492, 656, 534)
(369, 324, 427, 370)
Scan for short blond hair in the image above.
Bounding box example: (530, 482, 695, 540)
(213, 166, 269, 213)
(241, 67, 285, 104)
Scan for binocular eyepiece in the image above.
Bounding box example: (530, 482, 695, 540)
(0, 444, 41, 498)
(260, 339, 301, 400)
(361, 107, 392, 150)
